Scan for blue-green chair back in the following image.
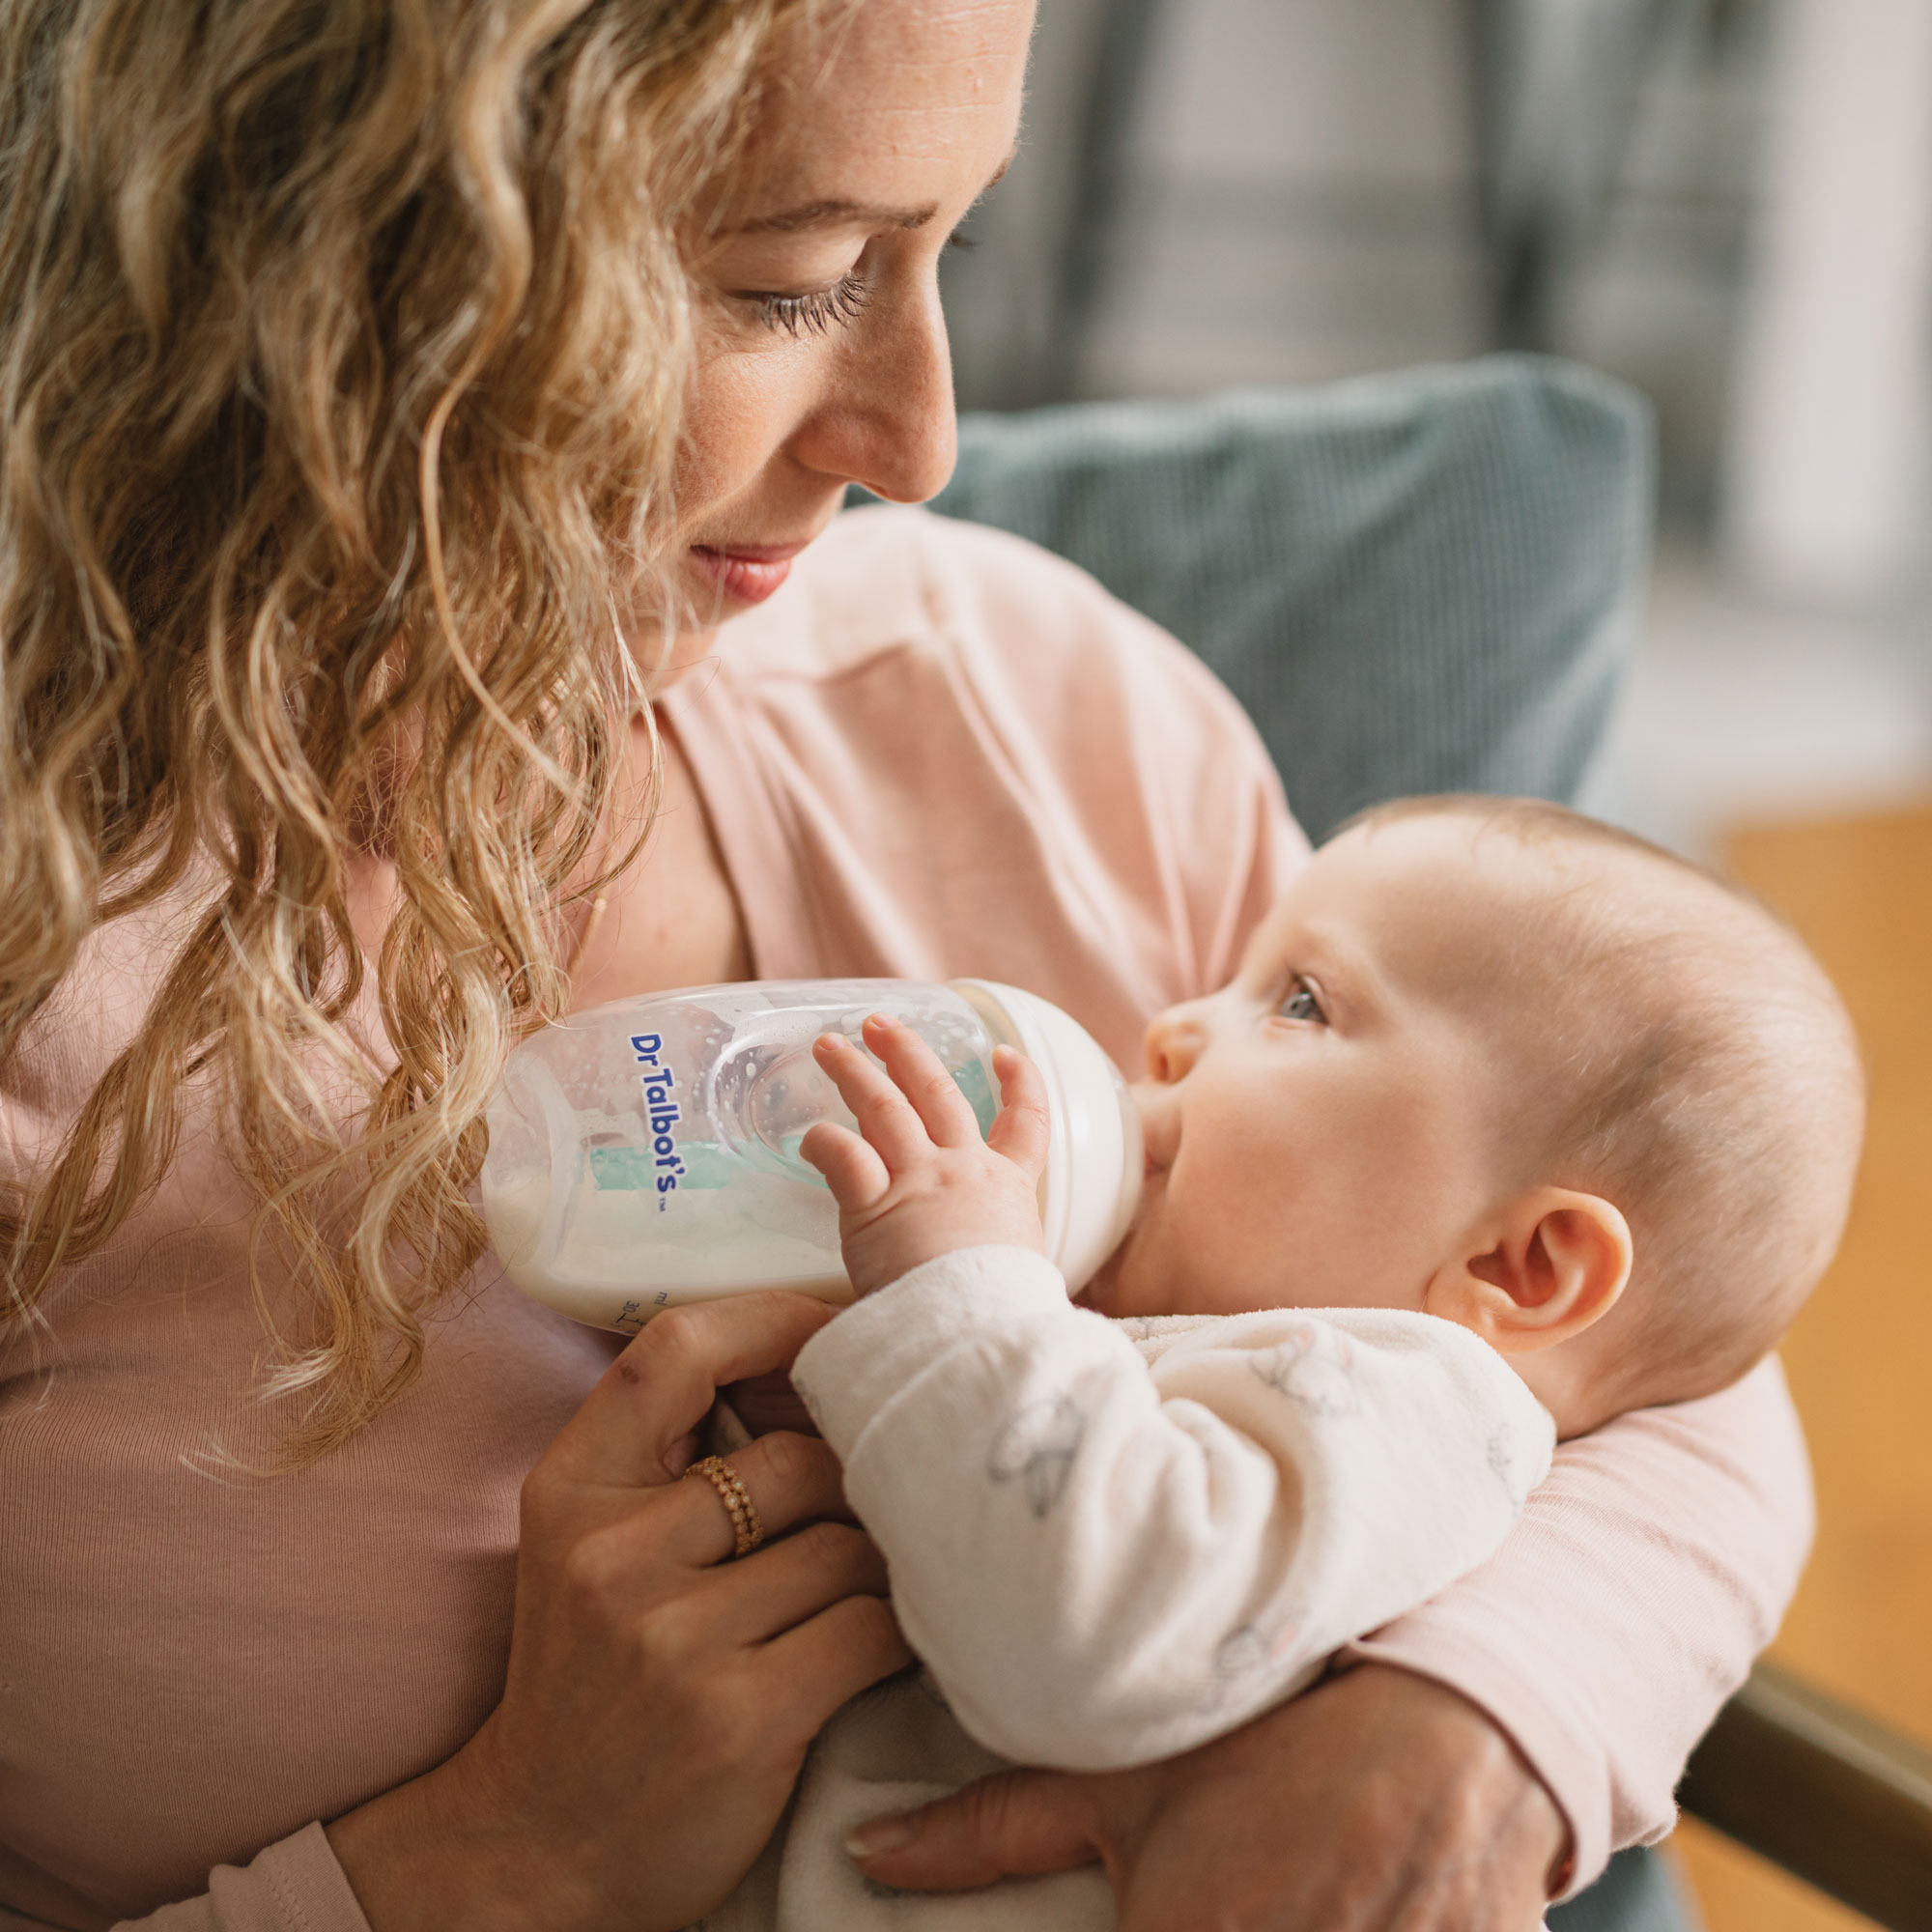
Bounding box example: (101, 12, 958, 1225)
(929, 355, 1653, 843)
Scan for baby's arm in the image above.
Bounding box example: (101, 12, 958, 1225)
(794, 1020, 1555, 1773)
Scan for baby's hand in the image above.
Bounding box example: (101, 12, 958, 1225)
(798, 1014, 1049, 1297)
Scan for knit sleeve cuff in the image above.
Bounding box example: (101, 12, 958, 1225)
(791, 1246, 1070, 1457)
(116, 1822, 373, 1932)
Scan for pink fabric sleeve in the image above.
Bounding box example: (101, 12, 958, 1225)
(108, 1826, 371, 1932)
(1342, 1353, 1814, 1896)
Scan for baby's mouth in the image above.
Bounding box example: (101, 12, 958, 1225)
(1128, 1090, 1175, 1190)
(1137, 1125, 1175, 1184)
(1131, 1098, 1174, 1184)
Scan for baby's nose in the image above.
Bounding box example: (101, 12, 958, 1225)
(1143, 1005, 1208, 1083)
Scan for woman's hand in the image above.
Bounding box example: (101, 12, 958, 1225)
(799, 1015, 1049, 1295)
(327, 1292, 911, 1932)
(846, 1663, 1567, 1932)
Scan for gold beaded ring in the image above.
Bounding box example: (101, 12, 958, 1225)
(687, 1454, 766, 1559)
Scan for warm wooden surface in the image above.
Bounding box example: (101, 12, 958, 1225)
(1672, 803, 1932, 1930)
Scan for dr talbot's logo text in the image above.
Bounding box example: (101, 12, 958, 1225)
(631, 1034, 686, 1209)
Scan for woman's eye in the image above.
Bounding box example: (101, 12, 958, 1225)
(1278, 980, 1325, 1024)
(742, 272, 870, 337)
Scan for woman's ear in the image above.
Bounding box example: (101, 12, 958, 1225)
(1424, 1188, 1633, 1355)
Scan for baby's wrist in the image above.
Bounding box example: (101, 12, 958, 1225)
(846, 1224, 1045, 1299)
(853, 1241, 1060, 1303)
(847, 1239, 975, 1299)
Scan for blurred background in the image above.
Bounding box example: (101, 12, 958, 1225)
(945, 0, 1932, 860)
(940, 4, 1932, 1928)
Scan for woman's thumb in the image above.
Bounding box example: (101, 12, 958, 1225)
(843, 1768, 1103, 1890)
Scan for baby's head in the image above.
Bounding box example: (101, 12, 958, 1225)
(1081, 797, 1864, 1435)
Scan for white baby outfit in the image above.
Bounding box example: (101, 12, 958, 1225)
(696, 1247, 1554, 1931)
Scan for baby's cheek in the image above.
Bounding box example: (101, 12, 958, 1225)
(1149, 1232, 1273, 1318)
(1089, 1229, 1188, 1319)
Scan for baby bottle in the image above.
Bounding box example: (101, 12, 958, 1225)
(480, 979, 1144, 1333)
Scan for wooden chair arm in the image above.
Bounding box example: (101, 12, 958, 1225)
(1679, 1660, 1932, 1928)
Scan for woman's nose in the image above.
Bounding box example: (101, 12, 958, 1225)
(1143, 1005, 1208, 1084)
(791, 278, 957, 505)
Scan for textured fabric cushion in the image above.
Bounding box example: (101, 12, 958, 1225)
(925, 355, 1654, 842)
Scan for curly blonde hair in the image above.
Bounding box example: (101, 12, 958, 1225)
(0, 0, 806, 1459)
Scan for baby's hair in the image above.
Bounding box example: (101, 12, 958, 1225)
(1342, 796, 1865, 1409)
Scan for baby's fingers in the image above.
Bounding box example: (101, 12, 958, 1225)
(985, 1046, 1051, 1183)
(798, 1120, 892, 1211)
(811, 1032, 938, 1172)
(863, 1014, 985, 1150)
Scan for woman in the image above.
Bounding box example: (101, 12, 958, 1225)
(0, 1, 1810, 1927)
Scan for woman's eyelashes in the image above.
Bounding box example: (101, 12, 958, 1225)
(744, 271, 871, 336)
(736, 224, 969, 335)
(1276, 978, 1326, 1025)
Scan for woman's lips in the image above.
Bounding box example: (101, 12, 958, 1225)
(689, 542, 805, 608)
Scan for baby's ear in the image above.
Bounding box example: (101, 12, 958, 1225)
(1424, 1188, 1633, 1355)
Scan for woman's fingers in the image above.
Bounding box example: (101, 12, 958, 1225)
(667, 1428, 854, 1568)
(721, 1366, 821, 1438)
(757, 1588, 915, 1738)
(545, 1293, 838, 1489)
(847, 1768, 1111, 1889)
(525, 1432, 858, 1645)
(798, 1118, 892, 1208)
(985, 1045, 1050, 1182)
(700, 1519, 892, 1646)
(850, 1665, 1567, 1930)
(863, 1014, 985, 1148)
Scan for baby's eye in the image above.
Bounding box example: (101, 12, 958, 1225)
(1277, 980, 1325, 1024)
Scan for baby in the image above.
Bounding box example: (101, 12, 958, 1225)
(703, 796, 1864, 1932)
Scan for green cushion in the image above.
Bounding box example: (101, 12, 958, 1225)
(1547, 1847, 1700, 1932)
(926, 355, 1654, 843)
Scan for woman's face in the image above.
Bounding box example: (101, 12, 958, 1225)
(661, 0, 1034, 660)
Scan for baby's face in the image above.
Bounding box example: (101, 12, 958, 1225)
(1082, 818, 1512, 1321)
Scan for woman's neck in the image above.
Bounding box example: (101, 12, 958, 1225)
(563, 710, 751, 1009)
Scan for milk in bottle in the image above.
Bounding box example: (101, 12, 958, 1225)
(480, 979, 1142, 1332)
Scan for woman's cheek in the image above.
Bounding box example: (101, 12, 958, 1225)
(680, 342, 791, 499)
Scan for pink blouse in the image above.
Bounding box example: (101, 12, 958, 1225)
(0, 509, 1810, 1930)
